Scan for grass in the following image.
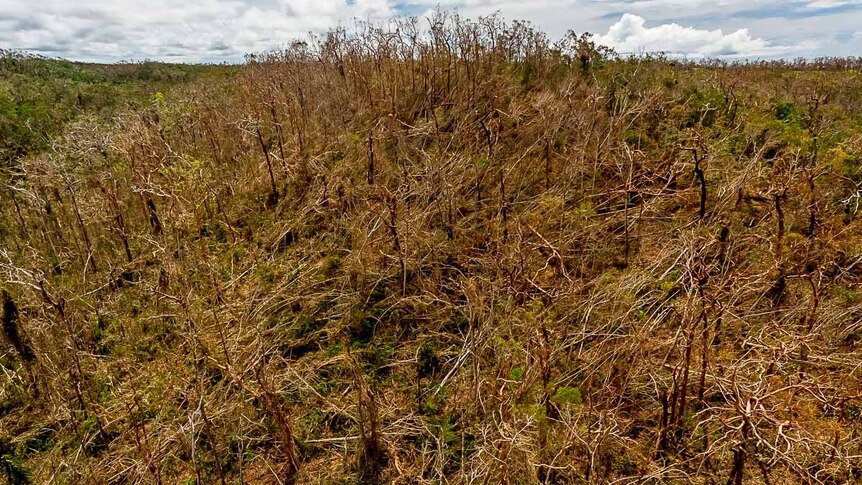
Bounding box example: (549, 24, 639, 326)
(1, 14, 862, 484)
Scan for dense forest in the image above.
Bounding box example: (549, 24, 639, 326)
(2, 14, 862, 484)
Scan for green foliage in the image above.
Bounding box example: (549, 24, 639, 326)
(417, 338, 441, 379)
(0, 50, 216, 163)
(658, 270, 681, 293)
(428, 414, 459, 448)
(551, 386, 582, 406)
(255, 262, 276, 285)
(662, 75, 678, 89)
(0, 438, 29, 485)
(828, 147, 861, 182)
(509, 366, 524, 381)
(348, 311, 378, 344)
(775, 101, 795, 123)
(836, 286, 861, 305)
(360, 342, 394, 377)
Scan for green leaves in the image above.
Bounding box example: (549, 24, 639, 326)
(0, 52, 211, 164)
(0, 439, 29, 485)
(775, 101, 794, 123)
(551, 386, 582, 406)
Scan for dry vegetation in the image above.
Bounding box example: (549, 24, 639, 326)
(3, 13, 862, 484)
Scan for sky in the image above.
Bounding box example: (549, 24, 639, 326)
(1, 0, 861, 63)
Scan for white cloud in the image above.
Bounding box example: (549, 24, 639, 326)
(0, 0, 856, 61)
(806, 0, 862, 8)
(596, 13, 801, 57)
(0, 0, 395, 62)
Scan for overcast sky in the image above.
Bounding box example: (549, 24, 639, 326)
(1, 0, 861, 63)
